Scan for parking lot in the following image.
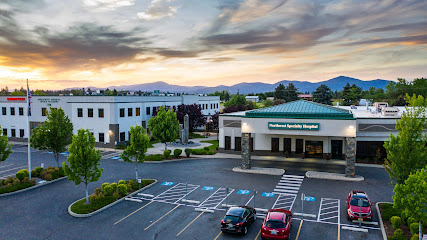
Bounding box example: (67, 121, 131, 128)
(0, 146, 393, 240)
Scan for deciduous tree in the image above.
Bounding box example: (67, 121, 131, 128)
(120, 126, 150, 180)
(63, 129, 103, 204)
(384, 94, 427, 185)
(32, 108, 73, 167)
(0, 126, 13, 162)
(176, 104, 206, 132)
(148, 106, 179, 151)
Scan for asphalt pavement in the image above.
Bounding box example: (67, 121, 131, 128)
(0, 144, 394, 240)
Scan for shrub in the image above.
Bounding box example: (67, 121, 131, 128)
(207, 150, 215, 155)
(191, 149, 206, 155)
(126, 183, 132, 192)
(118, 180, 126, 185)
(117, 184, 127, 196)
(89, 194, 97, 203)
(185, 148, 191, 157)
(390, 216, 401, 230)
(22, 177, 29, 183)
(101, 183, 110, 191)
(411, 234, 419, 240)
(94, 187, 102, 195)
(13, 179, 21, 185)
(204, 146, 209, 151)
(4, 177, 14, 184)
(110, 182, 118, 192)
(163, 150, 171, 159)
(15, 169, 29, 181)
(112, 191, 120, 200)
(407, 217, 417, 226)
(29, 179, 36, 185)
(103, 185, 114, 196)
(173, 149, 182, 158)
(145, 154, 164, 161)
(389, 229, 406, 240)
(44, 174, 53, 181)
(0, 180, 3, 186)
(410, 222, 419, 235)
(33, 167, 43, 177)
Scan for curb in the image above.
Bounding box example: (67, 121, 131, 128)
(305, 171, 364, 181)
(232, 167, 285, 176)
(376, 202, 391, 240)
(68, 179, 157, 218)
(144, 157, 208, 164)
(0, 176, 67, 197)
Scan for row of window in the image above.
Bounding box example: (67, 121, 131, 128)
(199, 103, 219, 110)
(77, 108, 105, 118)
(119, 108, 141, 118)
(2, 128, 25, 138)
(2, 107, 24, 116)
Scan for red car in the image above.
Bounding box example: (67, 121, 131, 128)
(261, 209, 292, 240)
(346, 191, 373, 221)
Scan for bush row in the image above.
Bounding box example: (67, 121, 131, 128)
(31, 167, 65, 181)
(385, 203, 423, 240)
(0, 169, 37, 194)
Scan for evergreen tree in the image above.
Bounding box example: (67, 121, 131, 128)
(284, 83, 299, 102)
(274, 84, 286, 100)
(312, 84, 332, 105)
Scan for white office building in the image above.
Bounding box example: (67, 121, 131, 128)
(0, 95, 220, 147)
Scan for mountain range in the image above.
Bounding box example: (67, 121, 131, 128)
(79, 76, 392, 94)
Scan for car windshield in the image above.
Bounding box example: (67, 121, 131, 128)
(224, 215, 242, 223)
(350, 197, 369, 207)
(265, 220, 285, 229)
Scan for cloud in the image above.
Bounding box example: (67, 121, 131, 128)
(155, 49, 199, 58)
(137, 0, 178, 21)
(364, 22, 427, 33)
(0, 10, 150, 73)
(340, 35, 427, 46)
(82, 0, 134, 10)
(200, 57, 234, 62)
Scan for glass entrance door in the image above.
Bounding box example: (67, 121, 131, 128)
(331, 140, 343, 159)
(305, 141, 323, 158)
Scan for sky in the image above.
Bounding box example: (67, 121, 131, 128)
(0, 0, 426, 90)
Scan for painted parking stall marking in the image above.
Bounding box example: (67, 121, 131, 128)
(236, 189, 251, 195)
(317, 198, 340, 224)
(161, 181, 174, 186)
(201, 186, 215, 191)
(271, 193, 297, 211)
(261, 192, 275, 197)
(151, 183, 199, 204)
(197, 187, 234, 210)
(273, 174, 304, 195)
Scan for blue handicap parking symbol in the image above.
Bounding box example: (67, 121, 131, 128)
(161, 182, 174, 186)
(202, 186, 215, 191)
(304, 196, 316, 202)
(60, 152, 69, 155)
(261, 192, 276, 197)
(237, 190, 251, 195)
(111, 156, 121, 160)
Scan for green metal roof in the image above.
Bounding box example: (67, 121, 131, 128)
(245, 100, 355, 119)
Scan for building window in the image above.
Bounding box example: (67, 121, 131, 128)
(98, 108, 104, 118)
(206, 104, 208, 109)
(99, 133, 105, 143)
(2, 107, 6, 115)
(11, 129, 16, 137)
(10, 107, 15, 115)
(211, 104, 213, 109)
(77, 108, 83, 117)
(271, 138, 279, 152)
(128, 108, 133, 117)
(41, 108, 47, 116)
(19, 107, 24, 116)
(142, 121, 146, 128)
(146, 107, 150, 115)
(136, 107, 140, 116)
(120, 132, 125, 141)
(2, 128, 7, 136)
(120, 108, 125, 117)
(20, 129, 24, 138)
(88, 108, 93, 118)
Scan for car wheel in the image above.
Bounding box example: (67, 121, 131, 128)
(243, 226, 248, 235)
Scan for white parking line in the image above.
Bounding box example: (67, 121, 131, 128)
(0, 164, 14, 169)
(0, 165, 27, 174)
(272, 193, 297, 211)
(273, 174, 304, 196)
(317, 198, 340, 224)
(198, 187, 234, 210)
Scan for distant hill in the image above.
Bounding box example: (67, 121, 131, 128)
(67, 76, 392, 94)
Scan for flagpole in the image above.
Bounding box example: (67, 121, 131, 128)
(27, 79, 31, 179)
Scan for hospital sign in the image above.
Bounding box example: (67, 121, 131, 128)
(268, 122, 319, 131)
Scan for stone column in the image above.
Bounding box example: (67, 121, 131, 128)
(179, 124, 183, 144)
(345, 137, 356, 177)
(241, 133, 251, 169)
